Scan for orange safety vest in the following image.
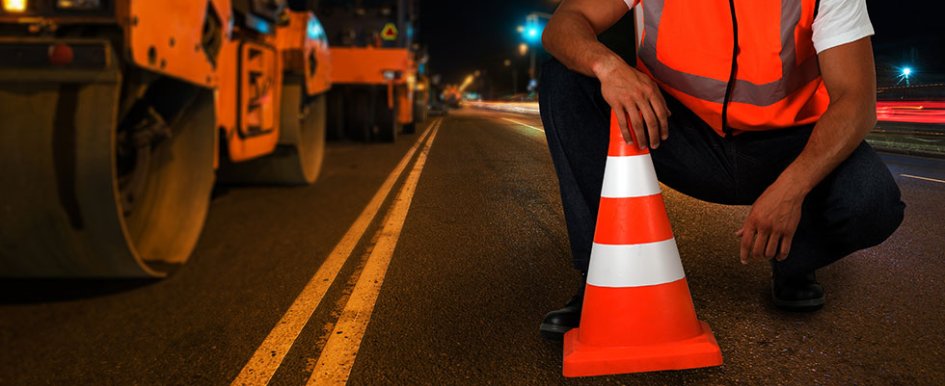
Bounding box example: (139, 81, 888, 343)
(636, 0, 830, 136)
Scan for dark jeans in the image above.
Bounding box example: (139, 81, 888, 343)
(538, 59, 905, 278)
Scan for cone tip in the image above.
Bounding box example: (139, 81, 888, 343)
(609, 110, 650, 157)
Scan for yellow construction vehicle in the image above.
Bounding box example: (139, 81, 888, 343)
(0, 0, 332, 277)
(319, 0, 422, 142)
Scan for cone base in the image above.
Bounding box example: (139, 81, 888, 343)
(562, 321, 723, 377)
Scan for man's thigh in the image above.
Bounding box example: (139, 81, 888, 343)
(806, 142, 905, 254)
(729, 126, 904, 237)
(650, 95, 739, 205)
(539, 61, 739, 208)
(539, 59, 612, 210)
(540, 64, 764, 208)
(773, 141, 905, 274)
(730, 125, 815, 203)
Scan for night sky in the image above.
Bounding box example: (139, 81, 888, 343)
(419, 0, 557, 88)
(419, 0, 945, 90)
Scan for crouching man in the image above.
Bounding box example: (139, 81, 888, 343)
(538, 0, 905, 340)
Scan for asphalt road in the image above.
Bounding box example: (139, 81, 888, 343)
(1, 108, 944, 385)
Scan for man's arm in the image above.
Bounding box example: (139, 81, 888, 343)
(738, 37, 877, 263)
(543, 0, 670, 149)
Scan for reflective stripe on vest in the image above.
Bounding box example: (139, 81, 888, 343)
(638, 0, 821, 107)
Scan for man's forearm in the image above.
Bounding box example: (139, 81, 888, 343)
(543, 9, 626, 80)
(775, 97, 876, 197)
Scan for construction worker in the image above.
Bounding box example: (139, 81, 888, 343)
(538, 0, 905, 340)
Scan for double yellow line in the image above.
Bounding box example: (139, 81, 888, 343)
(232, 118, 444, 386)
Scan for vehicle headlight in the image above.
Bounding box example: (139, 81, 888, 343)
(2, 0, 28, 13)
(57, 0, 102, 10)
(383, 70, 402, 81)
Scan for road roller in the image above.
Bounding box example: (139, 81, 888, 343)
(319, 0, 422, 143)
(0, 0, 331, 277)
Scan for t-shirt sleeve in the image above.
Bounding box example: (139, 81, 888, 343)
(811, 0, 875, 53)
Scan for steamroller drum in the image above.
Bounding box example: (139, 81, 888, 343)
(0, 75, 216, 278)
(217, 77, 327, 185)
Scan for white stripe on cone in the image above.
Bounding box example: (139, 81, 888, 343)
(600, 155, 662, 198)
(587, 239, 686, 288)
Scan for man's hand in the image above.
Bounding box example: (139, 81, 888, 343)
(595, 57, 670, 149)
(736, 181, 805, 264)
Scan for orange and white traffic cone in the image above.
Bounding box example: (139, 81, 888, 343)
(562, 111, 723, 377)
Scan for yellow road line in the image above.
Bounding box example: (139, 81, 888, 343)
(901, 173, 945, 184)
(306, 119, 443, 385)
(501, 117, 545, 133)
(232, 119, 441, 386)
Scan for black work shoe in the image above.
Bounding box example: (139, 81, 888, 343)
(772, 271, 825, 312)
(539, 290, 583, 341)
(540, 273, 586, 341)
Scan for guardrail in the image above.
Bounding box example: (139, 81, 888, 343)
(867, 122, 945, 158)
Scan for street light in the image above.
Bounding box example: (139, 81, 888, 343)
(524, 24, 541, 43)
(459, 74, 475, 92)
(519, 14, 546, 44)
(517, 12, 552, 91)
(899, 66, 914, 86)
(1, 0, 27, 12)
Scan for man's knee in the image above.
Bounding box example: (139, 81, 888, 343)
(539, 58, 569, 85)
(540, 59, 585, 93)
(841, 177, 903, 250)
(538, 59, 603, 115)
(538, 58, 610, 158)
(824, 144, 905, 251)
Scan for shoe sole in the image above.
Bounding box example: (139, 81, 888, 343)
(771, 288, 825, 312)
(539, 323, 573, 341)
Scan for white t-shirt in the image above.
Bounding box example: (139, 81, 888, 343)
(624, 0, 874, 53)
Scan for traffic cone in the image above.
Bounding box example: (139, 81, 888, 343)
(562, 111, 723, 377)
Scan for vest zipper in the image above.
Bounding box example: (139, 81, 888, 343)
(721, 0, 739, 139)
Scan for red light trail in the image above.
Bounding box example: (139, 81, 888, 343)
(877, 101, 945, 124)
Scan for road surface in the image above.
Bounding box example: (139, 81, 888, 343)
(1, 108, 943, 385)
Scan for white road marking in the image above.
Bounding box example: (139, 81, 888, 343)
(501, 117, 545, 133)
(231, 119, 441, 386)
(306, 118, 443, 385)
(901, 174, 945, 184)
